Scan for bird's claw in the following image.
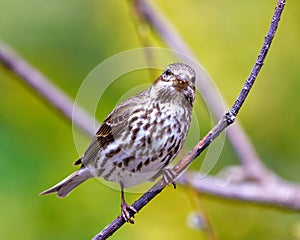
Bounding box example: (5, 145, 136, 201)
(163, 168, 177, 188)
(121, 201, 137, 224)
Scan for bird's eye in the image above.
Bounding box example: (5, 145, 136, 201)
(165, 69, 172, 76)
(162, 69, 173, 81)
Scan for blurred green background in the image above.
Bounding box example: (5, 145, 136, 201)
(1, 0, 300, 239)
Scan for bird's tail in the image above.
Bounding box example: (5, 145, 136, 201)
(40, 168, 92, 198)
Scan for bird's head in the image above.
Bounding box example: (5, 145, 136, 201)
(151, 63, 196, 107)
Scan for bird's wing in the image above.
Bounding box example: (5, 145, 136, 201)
(78, 89, 149, 166)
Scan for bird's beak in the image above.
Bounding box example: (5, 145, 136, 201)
(174, 73, 189, 89)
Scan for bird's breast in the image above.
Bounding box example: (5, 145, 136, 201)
(93, 101, 192, 187)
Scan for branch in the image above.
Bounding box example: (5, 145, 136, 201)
(93, 1, 287, 239)
(133, 0, 269, 180)
(0, 42, 95, 136)
(180, 170, 300, 211)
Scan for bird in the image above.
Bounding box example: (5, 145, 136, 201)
(40, 62, 196, 223)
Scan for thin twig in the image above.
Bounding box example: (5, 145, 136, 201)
(187, 187, 218, 239)
(93, 1, 287, 239)
(0, 42, 95, 136)
(133, 0, 269, 180)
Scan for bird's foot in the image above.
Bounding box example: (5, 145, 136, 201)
(121, 199, 137, 224)
(163, 168, 177, 189)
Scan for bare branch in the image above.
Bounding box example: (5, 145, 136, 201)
(230, 1, 285, 116)
(0, 42, 95, 136)
(93, 2, 287, 239)
(180, 170, 300, 211)
(133, 0, 269, 179)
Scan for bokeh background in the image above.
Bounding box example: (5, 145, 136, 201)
(1, 0, 300, 239)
